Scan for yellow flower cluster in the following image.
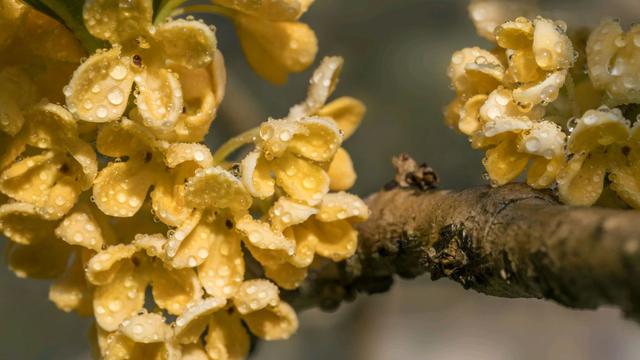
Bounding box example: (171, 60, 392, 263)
(0, 0, 368, 358)
(446, 0, 640, 208)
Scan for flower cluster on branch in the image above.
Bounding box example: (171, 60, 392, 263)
(0, 0, 368, 358)
(446, 0, 640, 208)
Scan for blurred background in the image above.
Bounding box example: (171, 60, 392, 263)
(3, 0, 640, 358)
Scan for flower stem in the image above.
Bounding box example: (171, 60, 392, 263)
(211, 127, 260, 165)
(153, 0, 189, 24)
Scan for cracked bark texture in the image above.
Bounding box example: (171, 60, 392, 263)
(284, 183, 640, 321)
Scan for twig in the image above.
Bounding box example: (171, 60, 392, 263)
(284, 155, 640, 322)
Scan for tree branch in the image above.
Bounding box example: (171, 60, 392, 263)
(284, 157, 640, 321)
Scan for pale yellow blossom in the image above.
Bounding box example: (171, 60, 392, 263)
(66, 0, 223, 142)
(212, 0, 317, 84)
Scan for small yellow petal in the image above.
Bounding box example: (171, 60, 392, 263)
(174, 297, 227, 344)
(236, 215, 295, 254)
(197, 222, 245, 299)
(287, 117, 342, 162)
(66, 47, 134, 123)
(327, 148, 357, 191)
(6, 239, 71, 279)
(273, 152, 329, 206)
(150, 262, 204, 316)
(86, 244, 137, 285)
(56, 203, 107, 251)
(241, 151, 276, 199)
(119, 312, 172, 344)
(444, 98, 464, 129)
(586, 20, 640, 105)
(0, 151, 83, 219)
(182, 344, 210, 360)
(312, 219, 358, 261)
(504, 48, 545, 84)
(317, 192, 370, 223)
(93, 159, 155, 217)
(468, 0, 537, 42)
(49, 253, 93, 315)
(268, 196, 317, 231)
(317, 96, 365, 140)
(0, 202, 56, 245)
(610, 164, 640, 209)
(154, 19, 217, 69)
(233, 279, 279, 315)
(166, 211, 206, 265)
(83, 0, 153, 43)
(205, 310, 250, 360)
(286, 225, 318, 268)
(234, 13, 317, 84)
(243, 241, 290, 267)
(242, 301, 298, 340)
(184, 167, 252, 211)
(150, 168, 194, 228)
(518, 121, 566, 160)
(532, 18, 575, 70)
(448, 47, 504, 97)
(495, 17, 534, 49)
(568, 108, 630, 154)
(527, 156, 564, 189)
(483, 136, 530, 186)
(96, 119, 155, 158)
(289, 56, 343, 119)
(132, 233, 169, 260)
(264, 262, 308, 290)
(93, 262, 146, 332)
(165, 143, 214, 169)
(458, 94, 487, 135)
(213, 0, 313, 21)
(134, 67, 184, 131)
(165, 52, 226, 142)
(512, 70, 567, 107)
(558, 151, 608, 206)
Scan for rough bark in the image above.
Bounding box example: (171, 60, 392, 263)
(284, 158, 640, 321)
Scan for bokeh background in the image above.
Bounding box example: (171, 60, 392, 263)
(3, 0, 640, 358)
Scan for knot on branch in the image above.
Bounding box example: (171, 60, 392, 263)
(389, 153, 438, 191)
(424, 224, 488, 289)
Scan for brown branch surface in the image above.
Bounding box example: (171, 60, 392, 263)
(284, 161, 640, 321)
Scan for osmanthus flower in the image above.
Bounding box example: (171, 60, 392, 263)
(557, 107, 634, 207)
(495, 16, 575, 109)
(445, 47, 506, 134)
(211, 0, 318, 84)
(446, 14, 576, 135)
(65, 0, 223, 140)
(241, 57, 352, 205)
(0, 103, 98, 219)
(0, 195, 164, 314)
(95, 312, 181, 360)
(586, 18, 640, 106)
(171, 280, 298, 359)
(86, 233, 203, 332)
(242, 193, 369, 290)
(92, 118, 213, 225)
(0, 200, 101, 315)
(473, 88, 567, 188)
(0, 0, 84, 136)
(163, 167, 263, 300)
(287, 56, 367, 191)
